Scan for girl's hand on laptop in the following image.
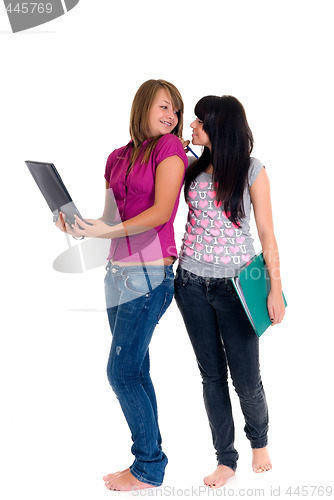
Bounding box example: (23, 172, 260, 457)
(55, 211, 72, 234)
(70, 215, 112, 238)
(55, 212, 88, 238)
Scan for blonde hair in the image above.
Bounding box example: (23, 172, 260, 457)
(129, 79, 184, 166)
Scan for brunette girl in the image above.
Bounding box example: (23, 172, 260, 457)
(175, 95, 285, 488)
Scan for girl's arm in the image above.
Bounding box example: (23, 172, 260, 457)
(250, 168, 286, 326)
(61, 155, 185, 238)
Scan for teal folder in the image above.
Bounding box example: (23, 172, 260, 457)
(231, 252, 287, 337)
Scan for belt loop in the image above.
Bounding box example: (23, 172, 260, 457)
(142, 265, 153, 293)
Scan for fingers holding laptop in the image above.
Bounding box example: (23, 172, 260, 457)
(55, 212, 114, 238)
(55, 211, 80, 237)
(71, 215, 112, 238)
(55, 212, 67, 232)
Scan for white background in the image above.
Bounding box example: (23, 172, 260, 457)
(1, 1, 333, 499)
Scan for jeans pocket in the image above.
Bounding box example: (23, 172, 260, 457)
(124, 271, 164, 296)
(123, 274, 150, 296)
(174, 268, 189, 293)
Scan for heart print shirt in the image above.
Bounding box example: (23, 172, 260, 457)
(178, 157, 264, 278)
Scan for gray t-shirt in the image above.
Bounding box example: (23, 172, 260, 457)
(178, 157, 264, 278)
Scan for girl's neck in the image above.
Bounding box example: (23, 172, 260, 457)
(205, 164, 213, 174)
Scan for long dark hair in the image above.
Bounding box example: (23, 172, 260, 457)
(184, 95, 254, 225)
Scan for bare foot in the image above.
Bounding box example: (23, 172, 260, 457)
(104, 469, 156, 491)
(204, 465, 235, 489)
(103, 467, 130, 483)
(252, 447, 272, 473)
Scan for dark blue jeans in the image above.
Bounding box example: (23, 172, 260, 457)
(104, 262, 174, 486)
(174, 267, 268, 472)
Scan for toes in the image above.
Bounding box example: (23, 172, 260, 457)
(204, 475, 213, 484)
(203, 477, 222, 489)
(253, 463, 272, 473)
(209, 480, 224, 489)
(204, 480, 213, 488)
(253, 466, 264, 473)
(105, 481, 116, 490)
(104, 474, 122, 490)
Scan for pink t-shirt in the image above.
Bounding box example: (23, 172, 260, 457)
(104, 134, 188, 262)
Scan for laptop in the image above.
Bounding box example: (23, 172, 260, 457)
(25, 160, 86, 225)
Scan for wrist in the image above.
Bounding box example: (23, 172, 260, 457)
(269, 282, 282, 294)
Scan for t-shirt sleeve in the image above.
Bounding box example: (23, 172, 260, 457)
(248, 157, 264, 187)
(154, 134, 188, 171)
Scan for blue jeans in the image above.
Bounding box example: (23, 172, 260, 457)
(174, 267, 268, 472)
(104, 262, 174, 486)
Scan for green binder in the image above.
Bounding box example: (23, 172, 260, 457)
(231, 252, 287, 337)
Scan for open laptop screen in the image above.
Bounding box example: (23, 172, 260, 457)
(25, 160, 83, 224)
